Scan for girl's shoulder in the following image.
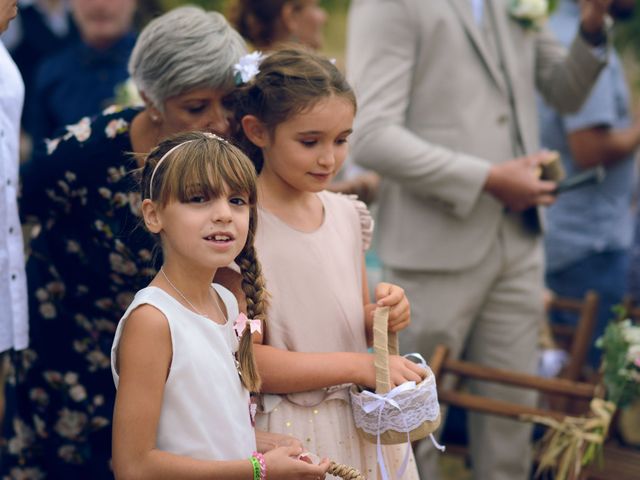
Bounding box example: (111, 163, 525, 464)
(320, 191, 374, 250)
(121, 286, 176, 323)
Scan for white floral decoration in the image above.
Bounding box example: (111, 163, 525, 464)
(509, 0, 556, 29)
(64, 117, 92, 143)
(233, 51, 265, 84)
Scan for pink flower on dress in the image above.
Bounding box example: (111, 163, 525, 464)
(64, 117, 91, 142)
(105, 118, 128, 138)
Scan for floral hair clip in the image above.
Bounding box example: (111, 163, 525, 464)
(234, 313, 262, 337)
(233, 51, 265, 86)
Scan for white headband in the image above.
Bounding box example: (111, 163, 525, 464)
(148, 133, 229, 201)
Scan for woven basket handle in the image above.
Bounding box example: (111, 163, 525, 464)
(373, 306, 399, 394)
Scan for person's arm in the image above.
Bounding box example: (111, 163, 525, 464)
(255, 258, 420, 390)
(568, 120, 640, 169)
(254, 344, 424, 394)
(112, 305, 328, 480)
(535, 1, 611, 114)
(254, 430, 302, 453)
(556, 52, 640, 169)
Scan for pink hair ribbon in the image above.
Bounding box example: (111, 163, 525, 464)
(234, 313, 262, 337)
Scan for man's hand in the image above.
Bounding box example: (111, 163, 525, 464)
(579, 0, 613, 36)
(484, 152, 558, 212)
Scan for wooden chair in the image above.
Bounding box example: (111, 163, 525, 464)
(433, 292, 600, 460)
(544, 290, 599, 414)
(429, 345, 640, 480)
(547, 290, 599, 383)
(429, 344, 598, 424)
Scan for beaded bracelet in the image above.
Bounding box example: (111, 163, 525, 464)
(251, 452, 266, 480)
(249, 456, 261, 480)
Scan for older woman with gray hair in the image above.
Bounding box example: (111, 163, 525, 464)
(1, 6, 247, 478)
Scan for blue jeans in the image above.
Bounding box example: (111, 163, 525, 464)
(545, 249, 629, 368)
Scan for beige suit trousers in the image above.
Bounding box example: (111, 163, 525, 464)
(386, 213, 544, 480)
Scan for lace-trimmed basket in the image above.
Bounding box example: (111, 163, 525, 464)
(350, 307, 441, 445)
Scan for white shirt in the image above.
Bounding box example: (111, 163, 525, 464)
(470, 0, 484, 24)
(0, 41, 28, 352)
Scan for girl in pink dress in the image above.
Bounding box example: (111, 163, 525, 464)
(227, 49, 425, 479)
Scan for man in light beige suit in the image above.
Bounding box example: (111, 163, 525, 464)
(347, 1, 611, 479)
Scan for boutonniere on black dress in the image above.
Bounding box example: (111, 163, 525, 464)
(509, 0, 558, 30)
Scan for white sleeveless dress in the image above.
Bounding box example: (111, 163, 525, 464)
(111, 284, 256, 461)
(254, 191, 419, 479)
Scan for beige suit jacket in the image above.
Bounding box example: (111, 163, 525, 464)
(347, 0, 607, 271)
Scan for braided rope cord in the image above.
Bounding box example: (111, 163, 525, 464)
(328, 461, 366, 480)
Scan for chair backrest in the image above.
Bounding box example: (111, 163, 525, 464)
(547, 290, 599, 383)
(429, 344, 600, 422)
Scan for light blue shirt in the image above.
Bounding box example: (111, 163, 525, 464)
(538, 0, 636, 272)
(469, 0, 484, 24)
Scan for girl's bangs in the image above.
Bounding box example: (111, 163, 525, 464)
(160, 140, 257, 205)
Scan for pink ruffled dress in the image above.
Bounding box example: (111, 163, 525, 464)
(254, 191, 419, 480)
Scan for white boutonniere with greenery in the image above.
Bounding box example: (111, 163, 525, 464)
(509, 0, 558, 30)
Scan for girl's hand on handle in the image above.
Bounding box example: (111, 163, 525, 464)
(389, 354, 426, 387)
(264, 445, 330, 479)
(358, 353, 426, 389)
(374, 282, 410, 332)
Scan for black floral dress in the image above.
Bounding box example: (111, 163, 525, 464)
(1, 106, 157, 479)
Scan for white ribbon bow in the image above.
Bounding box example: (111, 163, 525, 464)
(233, 313, 262, 337)
(362, 383, 416, 480)
(360, 368, 445, 479)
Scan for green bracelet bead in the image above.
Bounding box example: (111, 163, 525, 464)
(249, 456, 261, 480)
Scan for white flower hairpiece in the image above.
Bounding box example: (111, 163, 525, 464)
(233, 51, 265, 85)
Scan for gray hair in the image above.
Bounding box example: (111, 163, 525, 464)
(129, 6, 247, 109)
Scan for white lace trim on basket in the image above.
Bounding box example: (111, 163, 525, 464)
(350, 359, 445, 479)
(351, 365, 441, 434)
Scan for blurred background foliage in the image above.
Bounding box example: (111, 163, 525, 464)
(156, 0, 348, 58)
(152, 0, 639, 87)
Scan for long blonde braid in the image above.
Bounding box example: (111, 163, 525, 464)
(234, 208, 268, 392)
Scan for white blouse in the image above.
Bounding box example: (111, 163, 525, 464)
(0, 41, 28, 352)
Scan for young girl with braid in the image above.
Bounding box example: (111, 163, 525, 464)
(227, 49, 425, 479)
(110, 131, 329, 479)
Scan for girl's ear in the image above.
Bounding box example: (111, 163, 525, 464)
(141, 199, 163, 234)
(241, 115, 270, 148)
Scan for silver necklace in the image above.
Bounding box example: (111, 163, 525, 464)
(160, 267, 225, 320)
